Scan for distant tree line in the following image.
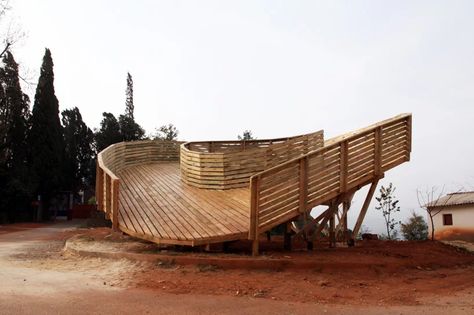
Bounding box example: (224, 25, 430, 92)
(0, 49, 178, 223)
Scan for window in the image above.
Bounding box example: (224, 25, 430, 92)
(443, 214, 453, 226)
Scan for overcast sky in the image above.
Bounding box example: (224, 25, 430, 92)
(8, 0, 474, 234)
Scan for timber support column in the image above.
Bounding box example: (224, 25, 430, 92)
(329, 211, 336, 248)
(252, 238, 259, 256)
(284, 223, 292, 251)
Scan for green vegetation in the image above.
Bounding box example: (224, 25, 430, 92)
(154, 123, 179, 141)
(0, 50, 179, 222)
(375, 183, 401, 240)
(238, 130, 255, 140)
(28, 49, 66, 220)
(401, 212, 429, 241)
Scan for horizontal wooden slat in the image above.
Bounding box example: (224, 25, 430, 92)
(181, 130, 324, 189)
(249, 113, 412, 238)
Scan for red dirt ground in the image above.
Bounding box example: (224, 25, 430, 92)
(77, 228, 474, 306)
(0, 222, 48, 235)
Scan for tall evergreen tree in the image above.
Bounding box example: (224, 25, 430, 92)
(118, 114, 145, 141)
(125, 72, 134, 120)
(119, 72, 144, 141)
(0, 51, 31, 221)
(62, 107, 95, 193)
(28, 48, 65, 218)
(95, 112, 122, 152)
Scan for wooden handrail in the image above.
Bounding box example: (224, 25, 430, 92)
(248, 113, 412, 240)
(180, 130, 324, 190)
(183, 130, 324, 154)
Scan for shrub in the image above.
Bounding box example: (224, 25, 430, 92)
(401, 212, 428, 240)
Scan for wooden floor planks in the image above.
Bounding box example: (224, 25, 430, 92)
(118, 162, 250, 245)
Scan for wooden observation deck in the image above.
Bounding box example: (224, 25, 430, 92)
(96, 114, 412, 255)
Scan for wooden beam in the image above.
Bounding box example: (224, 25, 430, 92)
(339, 141, 348, 193)
(294, 209, 330, 238)
(406, 115, 412, 157)
(353, 179, 380, 238)
(312, 215, 330, 241)
(329, 209, 336, 248)
(96, 164, 104, 211)
(299, 156, 308, 214)
(284, 222, 292, 251)
(343, 201, 349, 238)
(248, 176, 260, 240)
(112, 179, 120, 231)
(374, 126, 382, 176)
(252, 238, 259, 256)
(105, 174, 111, 218)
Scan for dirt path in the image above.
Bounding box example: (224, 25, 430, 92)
(0, 222, 473, 314)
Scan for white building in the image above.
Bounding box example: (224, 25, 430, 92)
(427, 192, 474, 241)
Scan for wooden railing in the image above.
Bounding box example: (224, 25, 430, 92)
(181, 131, 324, 189)
(248, 114, 412, 239)
(96, 140, 181, 229)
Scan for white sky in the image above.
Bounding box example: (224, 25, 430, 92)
(8, 0, 474, 234)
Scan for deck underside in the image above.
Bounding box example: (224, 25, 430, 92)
(118, 162, 250, 246)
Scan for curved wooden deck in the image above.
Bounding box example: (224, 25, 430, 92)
(118, 162, 249, 245)
(96, 114, 412, 253)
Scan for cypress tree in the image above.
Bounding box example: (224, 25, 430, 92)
(125, 72, 134, 120)
(118, 114, 145, 141)
(28, 48, 65, 218)
(119, 72, 144, 141)
(95, 112, 122, 152)
(62, 107, 95, 193)
(0, 51, 31, 221)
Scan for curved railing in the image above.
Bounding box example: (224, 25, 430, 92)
(248, 113, 412, 239)
(95, 140, 181, 229)
(94, 114, 411, 253)
(180, 131, 324, 190)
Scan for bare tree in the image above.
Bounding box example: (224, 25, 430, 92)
(416, 186, 462, 241)
(0, 0, 32, 88)
(0, 1, 25, 58)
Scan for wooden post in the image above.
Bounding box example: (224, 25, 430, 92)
(105, 174, 111, 218)
(284, 222, 292, 251)
(353, 180, 380, 239)
(249, 176, 259, 240)
(112, 179, 120, 231)
(252, 238, 259, 256)
(374, 127, 382, 176)
(406, 115, 412, 159)
(96, 164, 104, 211)
(342, 199, 350, 241)
(339, 141, 348, 193)
(249, 176, 260, 256)
(299, 157, 308, 214)
(329, 208, 336, 248)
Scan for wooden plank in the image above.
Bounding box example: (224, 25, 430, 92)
(180, 130, 324, 190)
(353, 179, 379, 238)
(339, 141, 348, 193)
(105, 174, 111, 217)
(249, 176, 259, 240)
(299, 157, 308, 213)
(112, 179, 120, 231)
(96, 165, 104, 211)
